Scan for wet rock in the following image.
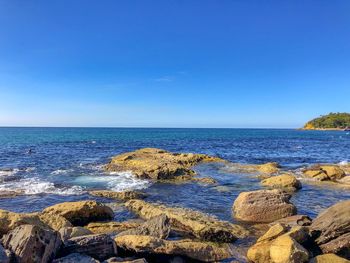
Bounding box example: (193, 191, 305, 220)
(311, 200, 350, 245)
(89, 190, 146, 201)
(269, 235, 309, 263)
(1, 224, 61, 263)
(105, 148, 224, 180)
(261, 174, 302, 191)
(257, 162, 280, 174)
(62, 234, 116, 260)
(0, 209, 48, 236)
(53, 253, 100, 263)
(309, 253, 350, 263)
(115, 235, 231, 262)
(0, 190, 24, 198)
(43, 200, 114, 226)
(225, 162, 280, 175)
(59, 226, 93, 241)
(125, 199, 248, 242)
(39, 212, 73, 231)
(271, 215, 312, 227)
(232, 189, 297, 223)
(86, 221, 141, 234)
(319, 232, 350, 256)
(191, 176, 217, 184)
(303, 165, 346, 181)
(103, 257, 147, 263)
(118, 215, 170, 239)
(0, 244, 10, 263)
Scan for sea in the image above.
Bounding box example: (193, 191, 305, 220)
(0, 127, 349, 222)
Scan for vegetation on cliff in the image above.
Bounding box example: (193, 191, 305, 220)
(303, 112, 350, 130)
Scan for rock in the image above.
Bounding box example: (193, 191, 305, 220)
(43, 200, 114, 226)
(86, 221, 141, 234)
(257, 223, 288, 243)
(104, 257, 147, 263)
(261, 174, 302, 191)
(105, 148, 223, 180)
(257, 162, 280, 174)
(303, 165, 346, 181)
(0, 209, 48, 236)
(271, 215, 312, 227)
(0, 244, 10, 263)
(228, 162, 280, 175)
(118, 215, 170, 239)
(115, 235, 231, 262)
(191, 177, 217, 184)
(53, 253, 100, 263)
(309, 253, 350, 263)
(269, 235, 309, 263)
(232, 189, 297, 223)
(319, 232, 350, 255)
(62, 234, 116, 260)
(59, 226, 93, 241)
(125, 199, 248, 242)
(311, 200, 350, 245)
(0, 190, 24, 198)
(1, 224, 61, 263)
(39, 213, 73, 231)
(89, 190, 146, 201)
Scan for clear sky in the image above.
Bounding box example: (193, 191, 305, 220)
(0, 1, 349, 128)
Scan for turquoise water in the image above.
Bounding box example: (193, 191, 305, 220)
(0, 127, 349, 221)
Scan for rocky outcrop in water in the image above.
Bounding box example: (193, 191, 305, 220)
(43, 200, 114, 226)
(105, 148, 224, 180)
(303, 165, 346, 181)
(115, 234, 232, 262)
(125, 199, 248, 242)
(233, 189, 297, 223)
(261, 174, 302, 192)
(89, 190, 146, 201)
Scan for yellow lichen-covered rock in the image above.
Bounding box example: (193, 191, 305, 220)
(125, 199, 248, 242)
(42, 200, 114, 226)
(38, 213, 72, 231)
(105, 148, 224, 180)
(257, 162, 280, 174)
(261, 174, 301, 191)
(257, 223, 287, 243)
(247, 240, 274, 263)
(269, 235, 309, 263)
(309, 254, 350, 263)
(0, 209, 49, 236)
(86, 221, 141, 234)
(89, 190, 146, 201)
(233, 189, 297, 223)
(320, 165, 346, 180)
(303, 165, 346, 181)
(115, 235, 232, 262)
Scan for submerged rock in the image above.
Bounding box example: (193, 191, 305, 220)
(1, 224, 61, 263)
(224, 162, 280, 175)
(53, 253, 99, 263)
(118, 215, 170, 239)
(115, 235, 232, 262)
(89, 190, 146, 201)
(86, 221, 141, 234)
(43, 200, 114, 226)
(61, 234, 116, 260)
(105, 148, 224, 180)
(232, 189, 297, 223)
(261, 174, 301, 191)
(125, 199, 248, 242)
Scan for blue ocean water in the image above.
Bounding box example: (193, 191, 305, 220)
(0, 127, 349, 221)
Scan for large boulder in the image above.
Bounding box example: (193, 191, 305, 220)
(303, 165, 346, 181)
(125, 199, 248, 242)
(105, 148, 223, 180)
(309, 254, 350, 263)
(118, 215, 170, 239)
(261, 174, 302, 191)
(61, 234, 116, 260)
(269, 235, 309, 263)
(86, 221, 141, 234)
(53, 253, 99, 263)
(232, 189, 297, 223)
(39, 213, 73, 231)
(89, 190, 146, 201)
(1, 224, 62, 263)
(115, 235, 231, 262)
(43, 201, 114, 226)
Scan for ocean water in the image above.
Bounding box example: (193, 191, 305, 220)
(0, 127, 349, 221)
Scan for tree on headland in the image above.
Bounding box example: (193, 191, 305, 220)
(304, 112, 350, 129)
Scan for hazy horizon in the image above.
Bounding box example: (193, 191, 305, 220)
(1, 1, 349, 128)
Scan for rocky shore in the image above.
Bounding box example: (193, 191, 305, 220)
(1, 148, 350, 262)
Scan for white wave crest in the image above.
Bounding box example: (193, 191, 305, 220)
(50, 169, 73, 175)
(73, 171, 151, 192)
(338, 160, 349, 166)
(0, 177, 84, 195)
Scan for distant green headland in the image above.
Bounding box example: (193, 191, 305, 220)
(302, 112, 350, 130)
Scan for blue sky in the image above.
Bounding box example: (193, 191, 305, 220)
(0, 1, 349, 128)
